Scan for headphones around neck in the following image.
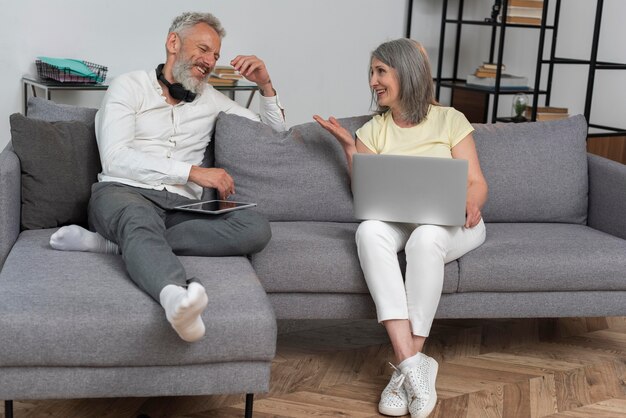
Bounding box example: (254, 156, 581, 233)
(155, 64, 196, 102)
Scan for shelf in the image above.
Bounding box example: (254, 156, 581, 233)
(439, 80, 546, 95)
(445, 19, 555, 29)
(542, 58, 626, 69)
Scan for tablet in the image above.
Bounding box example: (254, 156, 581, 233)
(173, 200, 257, 215)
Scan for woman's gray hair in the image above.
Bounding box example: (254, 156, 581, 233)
(371, 39, 437, 124)
(169, 12, 226, 39)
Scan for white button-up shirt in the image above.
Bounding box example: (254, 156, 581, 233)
(95, 69, 286, 199)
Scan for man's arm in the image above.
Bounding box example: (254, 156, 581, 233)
(230, 54, 286, 131)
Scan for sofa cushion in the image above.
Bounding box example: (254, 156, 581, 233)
(251, 221, 460, 294)
(9, 113, 101, 229)
(214, 113, 371, 222)
(27, 97, 97, 124)
(0, 229, 276, 367)
(458, 223, 626, 292)
(473, 115, 588, 224)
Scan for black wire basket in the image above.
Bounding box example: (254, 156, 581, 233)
(35, 59, 108, 84)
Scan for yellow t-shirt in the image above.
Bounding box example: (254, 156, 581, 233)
(355, 106, 474, 159)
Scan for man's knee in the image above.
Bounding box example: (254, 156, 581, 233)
(229, 210, 272, 254)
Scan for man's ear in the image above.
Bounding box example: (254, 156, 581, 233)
(166, 32, 180, 54)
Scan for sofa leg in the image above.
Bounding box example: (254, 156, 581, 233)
(5, 400, 13, 418)
(244, 393, 254, 418)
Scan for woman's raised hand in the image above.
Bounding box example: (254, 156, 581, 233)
(313, 115, 355, 149)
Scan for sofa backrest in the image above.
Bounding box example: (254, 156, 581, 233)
(473, 115, 588, 224)
(214, 113, 370, 222)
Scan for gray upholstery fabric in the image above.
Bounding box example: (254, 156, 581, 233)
(436, 291, 626, 318)
(0, 362, 271, 399)
(0, 229, 276, 367)
(27, 97, 97, 124)
(9, 114, 101, 229)
(458, 223, 626, 292)
(268, 291, 626, 320)
(214, 113, 371, 222)
(252, 222, 460, 294)
(0, 144, 21, 269)
(587, 153, 626, 240)
(269, 293, 377, 319)
(473, 115, 588, 224)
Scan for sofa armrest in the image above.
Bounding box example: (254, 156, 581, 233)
(0, 142, 21, 269)
(587, 153, 626, 240)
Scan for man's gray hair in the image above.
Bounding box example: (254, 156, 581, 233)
(169, 12, 226, 38)
(371, 39, 437, 124)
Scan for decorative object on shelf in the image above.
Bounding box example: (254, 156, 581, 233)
(511, 93, 529, 122)
(35, 57, 107, 84)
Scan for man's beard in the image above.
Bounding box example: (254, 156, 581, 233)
(172, 57, 209, 95)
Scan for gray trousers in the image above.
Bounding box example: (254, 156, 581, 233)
(88, 182, 271, 301)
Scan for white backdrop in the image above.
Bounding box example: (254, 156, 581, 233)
(1, 0, 624, 149)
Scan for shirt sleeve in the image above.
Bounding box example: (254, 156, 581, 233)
(447, 108, 475, 148)
(95, 75, 191, 186)
(210, 86, 287, 132)
(355, 116, 381, 153)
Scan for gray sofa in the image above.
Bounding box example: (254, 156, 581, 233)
(1, 98, 626, 416)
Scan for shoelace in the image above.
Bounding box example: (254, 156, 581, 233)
(388, 362, 405, 392)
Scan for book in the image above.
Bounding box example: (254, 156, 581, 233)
(508, 0, 543, 8)
(525, 107, 569, 120)
(475, 70, 498, 78)
(507, 6, 543, 18)
(482, 62, 506, 71)
(466, 74, 529, 88)
(534, 106, 568, 113)
(501, 15, 542, 25)
(208, 76, 237, 86)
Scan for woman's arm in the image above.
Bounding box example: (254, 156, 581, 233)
(451, 133, 488, 228)
(313, 115, 374, 175)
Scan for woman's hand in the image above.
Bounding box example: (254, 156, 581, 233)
(465, 200, 482, 228)
(313, 115, 355, 149)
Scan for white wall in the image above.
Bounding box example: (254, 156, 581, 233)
(1, 0, 406, 149)
(2, 0, 624, 150)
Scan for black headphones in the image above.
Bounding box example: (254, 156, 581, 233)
(155, 64, 197, 102)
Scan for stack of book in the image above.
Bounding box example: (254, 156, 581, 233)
(499, 0, 544, 26)
(474, 62, 506, 78)
(466, 62, 529, 89)
(208, 66, 242, 86)
(525, 106, 569, 121)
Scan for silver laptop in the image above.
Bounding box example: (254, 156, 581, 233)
(352, 154, 468, 226)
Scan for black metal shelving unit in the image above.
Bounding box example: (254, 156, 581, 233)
(433, 0, 626, 136)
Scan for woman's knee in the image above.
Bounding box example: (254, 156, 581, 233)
(405, 225, 447, 256)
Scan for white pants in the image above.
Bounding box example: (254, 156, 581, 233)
(355, 219, 486, 337)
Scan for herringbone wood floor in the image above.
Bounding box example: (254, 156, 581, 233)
(3, 317, 626, 417)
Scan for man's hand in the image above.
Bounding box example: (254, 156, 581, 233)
(188, 166, 235, 199)
(230, 55, 274, 96)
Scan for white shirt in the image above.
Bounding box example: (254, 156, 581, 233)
(95, 69, 286, 199)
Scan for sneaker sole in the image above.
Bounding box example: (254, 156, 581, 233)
(378, 404, 409, 416)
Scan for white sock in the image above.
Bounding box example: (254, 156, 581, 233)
(399, 352, 424, 374)
(49, 225, 119, 254)
(159, 282, 208, 342)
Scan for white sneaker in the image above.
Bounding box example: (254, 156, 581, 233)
(378, 363, 409, 416)
(402, 353, 439, 418)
